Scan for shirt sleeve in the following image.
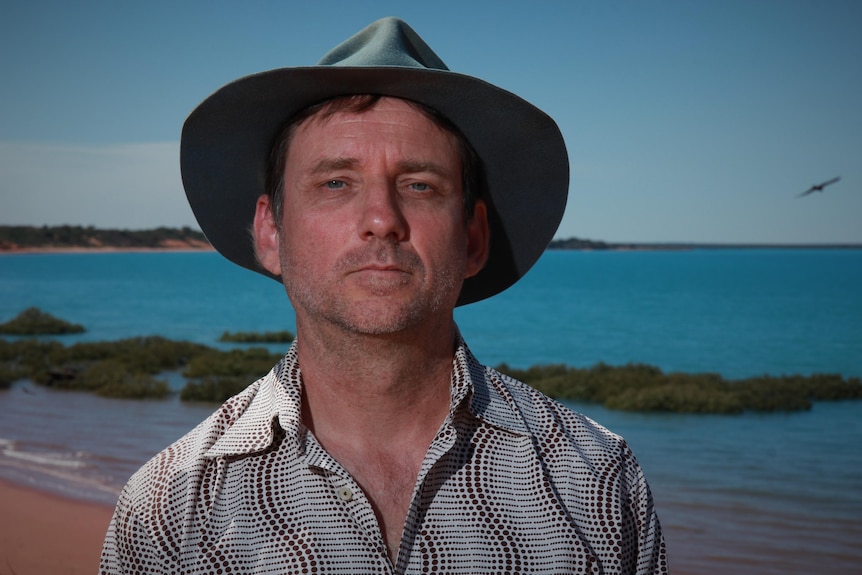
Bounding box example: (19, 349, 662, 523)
(623, 444, 669, 575)
(99, 486, 171, 575)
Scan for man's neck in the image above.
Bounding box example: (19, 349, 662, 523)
(295, 318, 457, 451)
(293, 318, 458, 561)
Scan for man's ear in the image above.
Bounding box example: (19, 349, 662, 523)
(253, 194, 282, 276)
(464, 199, 490, 279)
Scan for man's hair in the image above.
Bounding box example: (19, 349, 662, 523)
(264, 95, 486, 228)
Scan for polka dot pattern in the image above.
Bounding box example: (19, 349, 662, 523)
(101, 338, 667, 574)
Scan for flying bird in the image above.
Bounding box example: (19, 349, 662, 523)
(797, 176, 841, 198)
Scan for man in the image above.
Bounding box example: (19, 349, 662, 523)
(101, 18, 667, 574)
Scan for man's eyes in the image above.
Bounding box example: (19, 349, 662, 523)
(317, 179, 438, 195)
(322, 180, 432, 191)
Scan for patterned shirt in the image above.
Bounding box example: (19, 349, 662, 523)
(100, 338, 667, 574)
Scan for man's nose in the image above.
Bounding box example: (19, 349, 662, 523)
(359, 182, 408, 241)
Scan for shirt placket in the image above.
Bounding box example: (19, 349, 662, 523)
(299, 416, 461, 575)
(302, 431, 394, 572)
(394, 416, 459, 574)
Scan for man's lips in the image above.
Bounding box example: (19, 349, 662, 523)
(349, 264, 411, 280)
(336, 242, 423, 278)
(357, 264, 405, 272)
(345, 265, 412, 293)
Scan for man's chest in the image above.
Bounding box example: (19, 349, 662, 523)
(168, 430, 611, 574)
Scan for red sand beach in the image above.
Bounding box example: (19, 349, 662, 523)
(0, 479, 114, 575)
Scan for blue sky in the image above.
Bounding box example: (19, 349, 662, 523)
(1, 0, 860, 244)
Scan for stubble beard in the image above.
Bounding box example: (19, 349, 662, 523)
(280, 239, 464, 337)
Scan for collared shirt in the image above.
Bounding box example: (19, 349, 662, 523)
(100, 339, 667, 574)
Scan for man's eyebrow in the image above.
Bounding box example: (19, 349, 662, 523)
(396, 160, 454, 177)
(307, 158, 455, 177)
(308, 157, 359, 174)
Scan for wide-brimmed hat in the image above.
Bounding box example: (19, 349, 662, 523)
(181, 17, 568, 306)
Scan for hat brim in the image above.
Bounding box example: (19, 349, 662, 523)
(181, 66, 568, 306)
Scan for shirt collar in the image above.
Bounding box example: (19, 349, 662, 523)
(203, 343, 303, 459)
(204, 332, 529, 459)
(453, 337, 531, 436)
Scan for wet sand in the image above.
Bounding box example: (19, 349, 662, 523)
(0, 479, 114, 575)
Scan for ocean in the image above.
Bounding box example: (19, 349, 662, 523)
(1, 249, 861, 574)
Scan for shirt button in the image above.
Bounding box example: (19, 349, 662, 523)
(337, 487, 354, 502)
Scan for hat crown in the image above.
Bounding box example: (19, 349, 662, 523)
(317, 17, 449, 71)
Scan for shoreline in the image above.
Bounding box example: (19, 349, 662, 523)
(0, 477, 114, 575)
(0, 245, 214, 255)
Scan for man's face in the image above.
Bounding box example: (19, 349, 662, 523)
(256, 97, 488, 336)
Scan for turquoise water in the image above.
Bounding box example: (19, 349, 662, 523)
(460, 249, 862, 378)
(2, 249, 860, 377)
(1, 249, 861, 574)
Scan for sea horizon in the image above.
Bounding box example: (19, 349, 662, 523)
(3, 222, 862, 254)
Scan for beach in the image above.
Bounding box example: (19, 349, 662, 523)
(0, 479, 114, 575)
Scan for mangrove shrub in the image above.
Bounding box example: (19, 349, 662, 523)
(0, 307, 84, 335)
(219, 330, 295, 343)
(496, 362, 862, 414)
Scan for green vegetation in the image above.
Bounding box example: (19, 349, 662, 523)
(67, 360, 171, 399)
(0, 307, 85, 335)
(0, 225, 209, 250)
(546, 236, 862, 251)
(0, 309, 859, 411)
(0, 334, 279, 400)
(548, 237, 632, 250)
(496, 362, 862, 413)
(183, 347, 283, 379)
(219, 330, 295, 343)
(181, 347, 283, 402)
(0, 336, 209, 398)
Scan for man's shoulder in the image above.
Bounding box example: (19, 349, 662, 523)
(480, 365, 627, 454)
(121, 376, 268, 501)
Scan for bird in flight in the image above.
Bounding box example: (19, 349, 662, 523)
(797, 176, 841, 198)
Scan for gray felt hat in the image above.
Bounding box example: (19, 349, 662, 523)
(181, 17, 569, 305)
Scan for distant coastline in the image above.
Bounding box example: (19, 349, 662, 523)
(0, 225, 213, 253)
(1, 225, 860, 253)
(547, 237, 862, 251)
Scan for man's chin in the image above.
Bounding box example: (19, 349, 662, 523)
(329, 295, 448, 336)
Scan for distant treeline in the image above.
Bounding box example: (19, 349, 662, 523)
(548, 236, 862, 251)
(547, 237, 644, 250)
(0, 225, 210, 250)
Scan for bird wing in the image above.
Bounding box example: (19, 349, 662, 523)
(796, 176, 841, 197)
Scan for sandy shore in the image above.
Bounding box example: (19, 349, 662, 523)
(0, 479, 114, 575)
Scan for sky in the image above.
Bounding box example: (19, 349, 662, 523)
(1, 0, 860, 244)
